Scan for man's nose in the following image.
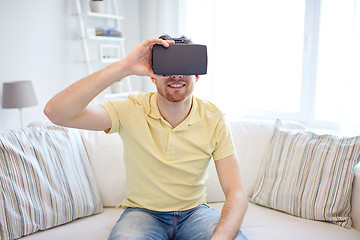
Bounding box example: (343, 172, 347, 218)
(171, 75, 183, 79)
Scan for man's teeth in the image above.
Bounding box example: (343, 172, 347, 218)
(169, 84, 184, 87)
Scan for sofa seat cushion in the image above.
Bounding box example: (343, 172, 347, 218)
(20, 208, 123, 240)
(210, 202, 360, 240)
(20, 203, 360, 240)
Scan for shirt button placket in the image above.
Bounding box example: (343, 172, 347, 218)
(166, 131, 176, 159)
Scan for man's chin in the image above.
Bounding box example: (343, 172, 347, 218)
(162, 93, 189, 103)
(166, 96, 187, 103)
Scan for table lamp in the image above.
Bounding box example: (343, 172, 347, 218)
(2, 80, 38, 127)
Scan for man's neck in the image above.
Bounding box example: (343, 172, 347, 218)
(157, 94, 193, 128)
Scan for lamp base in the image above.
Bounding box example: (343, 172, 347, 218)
(19, 108, 24, 128)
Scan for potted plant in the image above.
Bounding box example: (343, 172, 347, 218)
(90, 0, 105, 13)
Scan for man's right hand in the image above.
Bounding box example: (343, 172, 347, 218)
(122, 38, 173, 77)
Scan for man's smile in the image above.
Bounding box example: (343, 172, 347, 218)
(167, 82, 186, 89)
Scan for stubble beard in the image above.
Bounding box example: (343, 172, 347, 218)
(157, 79, 194, 103)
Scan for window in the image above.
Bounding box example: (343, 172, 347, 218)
(179, 0, 360, 131)
(315, 0, 355, 123)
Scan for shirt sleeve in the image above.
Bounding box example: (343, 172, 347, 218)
(212, 116, 235, 161)
(100, 100, 127, 134)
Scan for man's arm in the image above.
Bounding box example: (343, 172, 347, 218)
(211, 154, 248, 240)
(44, 38, 171, 131)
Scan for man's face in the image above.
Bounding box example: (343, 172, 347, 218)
(151, 74, 199, 103)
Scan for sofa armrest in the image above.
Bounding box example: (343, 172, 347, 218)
(352, 163, 360, 231)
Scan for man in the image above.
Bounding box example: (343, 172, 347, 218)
(44, 35, 248, 240)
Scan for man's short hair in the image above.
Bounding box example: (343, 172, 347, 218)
(159, 34, 192, 44)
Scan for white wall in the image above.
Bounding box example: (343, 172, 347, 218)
(0, 0, 141, 129)
(0, 0, 71, 129)
(0, 0, 180, 129)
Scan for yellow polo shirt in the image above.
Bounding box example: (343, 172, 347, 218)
(101, 92, 234, 211)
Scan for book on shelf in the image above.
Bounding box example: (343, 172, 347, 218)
(95, 27, 122, 37)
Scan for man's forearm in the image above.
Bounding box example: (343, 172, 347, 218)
(212, 190, 248, 240)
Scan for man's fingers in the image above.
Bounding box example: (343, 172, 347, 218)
(165, 40, 175, 45)
(144, 38, 174, 48)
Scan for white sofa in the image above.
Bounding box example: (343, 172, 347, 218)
(1, 120, 359, 240)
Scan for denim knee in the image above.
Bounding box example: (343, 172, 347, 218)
(108, 208, 169, 240)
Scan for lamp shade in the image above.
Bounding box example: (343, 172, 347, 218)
(2, 80, 38, 108)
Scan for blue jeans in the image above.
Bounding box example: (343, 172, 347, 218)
(108, 204, 247, 240)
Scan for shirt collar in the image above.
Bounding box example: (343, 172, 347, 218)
(148, 92, 202, 129)
(148, 92, 161, 120)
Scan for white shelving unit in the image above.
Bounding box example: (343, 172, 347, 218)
(86, 11, 125, 20)
(73, 0, 133, 101)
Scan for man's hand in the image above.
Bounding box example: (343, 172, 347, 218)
(212, 154, 248, 239)
(122, 38, 174, 77)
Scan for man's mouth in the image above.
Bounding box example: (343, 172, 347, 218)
(168, 83, 186, 88)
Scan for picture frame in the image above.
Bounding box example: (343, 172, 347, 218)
(99, 44, 121, 63)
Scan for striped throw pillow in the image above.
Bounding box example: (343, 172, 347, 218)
(0, 126, 103, 239)
(251, 120, 360, 228)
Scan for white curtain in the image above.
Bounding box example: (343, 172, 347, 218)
(338, 1, 360, 136)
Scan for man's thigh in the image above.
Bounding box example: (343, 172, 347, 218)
(175, 205, 247, 240)
(108, 208, 169, 240)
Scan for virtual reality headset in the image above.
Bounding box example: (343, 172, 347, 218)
(152, 43, 208, 75)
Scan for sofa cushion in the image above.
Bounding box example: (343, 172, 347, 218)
(352, 164, 360, 231)
(0, 126, 103, 239)
(251, 120, 360, 228)
(222, 203, 360, 240)
(210, 202, 360, 240)
(206, 119, 304, 203)
(20, 207, 122, 240)
(230, 120, 305, 197)
(19, 203, 360, 240)
(21, 203, 360, 240)
(79, 130, 126, 207)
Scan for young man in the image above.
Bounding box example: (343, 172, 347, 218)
(44, 35, 248, 240)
